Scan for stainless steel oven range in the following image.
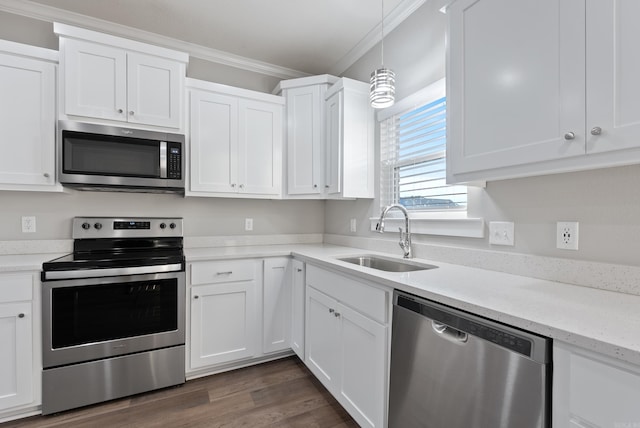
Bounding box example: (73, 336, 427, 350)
(40, 217, 186, 415)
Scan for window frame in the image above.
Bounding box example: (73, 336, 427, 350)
(371, 78, 484, 238)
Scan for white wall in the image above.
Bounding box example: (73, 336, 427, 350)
(326, 1, 640, 268)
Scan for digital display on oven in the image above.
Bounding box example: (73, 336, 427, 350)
(113, 221, 151, 230)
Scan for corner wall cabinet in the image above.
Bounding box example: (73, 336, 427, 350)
(0, 272, 40, 420)
(277, 76, 374, 199)
(447, 0, 640, 183)
(55, 23, 187, 130)
(324, 78, 375, 199)
(305, 265, 388, 428)
(276, 75, 338, 196)
(553, 341, 640, 427)
(188, 79, 284, 198)
(0, 41, 58, 192)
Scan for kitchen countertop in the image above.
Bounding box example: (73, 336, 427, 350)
(188, 243, 640, 366)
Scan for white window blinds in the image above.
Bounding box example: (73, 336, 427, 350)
(380, 87, 467, 211)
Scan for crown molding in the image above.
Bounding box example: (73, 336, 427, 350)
(0, 0, 309, 79)
(328, 0, 427, 76)
(0, 0, 425, 80)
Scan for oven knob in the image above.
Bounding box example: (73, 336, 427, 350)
(94, 222, 102, 230)
(160, 223, 167, 229)
(170, 223, 176, 229)
(82, 222, 91, 230)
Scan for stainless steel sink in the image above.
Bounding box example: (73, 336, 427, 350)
(337, 255, 437, 273)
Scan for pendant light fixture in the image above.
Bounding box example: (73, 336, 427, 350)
(370, 0, 395, 109)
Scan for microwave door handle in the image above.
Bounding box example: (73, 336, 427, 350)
(160, 141, 167, 178)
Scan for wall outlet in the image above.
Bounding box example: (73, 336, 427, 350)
(489, 221, 514, 246)
(350, 218, 357, 233)
(557, 221, 579, 250)
(22, 216, 36, 233)
(245, 218, 253, 231)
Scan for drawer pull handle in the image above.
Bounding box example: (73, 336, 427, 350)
(334, 312, 341, 318)
(329, 308, 335, 314)
(296, 268, 303, 272)
(564, 131, 575, 140)
(18, 313, 25, 318)
(194, 295, 199, 299)
(216, 271, 233, 275)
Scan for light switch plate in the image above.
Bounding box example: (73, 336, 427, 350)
(245, 218, 253, 231)
(489, 221, 514, 246)
(350, 218, 357, 233)
(22, 216, 36, 233)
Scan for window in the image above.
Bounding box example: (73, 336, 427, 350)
(379, 79, 467, 213)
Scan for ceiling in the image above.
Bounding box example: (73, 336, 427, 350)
(8, 0, 427, 78)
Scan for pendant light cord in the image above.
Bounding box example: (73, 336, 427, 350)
(380, 0, 385, 67)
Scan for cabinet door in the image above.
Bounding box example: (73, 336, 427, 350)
(190, 281, 257, 369)
(447, 0, 585, 180)
(127, 52, 182, 128)
(554, 342, 640, 428)
(262, 258, 291, 354)
(290, 260, 305, 359)
(337, 302, 386, 428)
(237, 99, 283, 195)
(305, 287, 340, 389)
(0, 302, 33, 411)
(63, 39, 127, 122)
(286, 85, 325, 195)
(0, 53, 56, 188)
(586, 0, 640, 155)
(189, 90, 239, 193)
(324, 90, 342, 194)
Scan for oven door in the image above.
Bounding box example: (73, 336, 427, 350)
(42, 271, 185, 369)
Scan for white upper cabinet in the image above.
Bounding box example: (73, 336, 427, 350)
(188, 79, 284, 198)
(324, 78, 375, 199)
(276, 75, 338, 196)
(0, 40, 59, 192)
(55, 23, 187, 130)
(447, 0, 640, 183)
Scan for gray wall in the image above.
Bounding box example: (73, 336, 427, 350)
(326, 1, 640, 267)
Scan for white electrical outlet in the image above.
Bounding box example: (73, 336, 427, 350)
(489, 221, 515, 246)
(245, 218, 253, 231)
(557, 221, 579, 250)
(22, 216, 36, 233)
(350, 218, 357, 233)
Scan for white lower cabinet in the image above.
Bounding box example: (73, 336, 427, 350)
(553, 341, 640, 428)
(0, 272, 40, 420)
(262, 257, 291, 354)
(290, 259, 305, 359)
(305, 265, 389, 428)
(189, 259, 259, 369)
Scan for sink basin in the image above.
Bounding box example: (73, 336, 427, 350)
(337, 255, 437, 273)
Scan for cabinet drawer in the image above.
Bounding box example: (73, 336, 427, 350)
(306, 265, 389, 324)
(0, 273, 33, 303)
(190, 259, 257, 285)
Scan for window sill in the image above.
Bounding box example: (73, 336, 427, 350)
(369, 214, 484, 238)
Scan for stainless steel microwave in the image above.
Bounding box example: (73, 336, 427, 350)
(58, 121, 185, 193)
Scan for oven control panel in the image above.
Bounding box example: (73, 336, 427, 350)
(73, 217, 183, 239)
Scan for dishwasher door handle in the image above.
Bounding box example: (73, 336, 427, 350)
(432, 321, 468, 343)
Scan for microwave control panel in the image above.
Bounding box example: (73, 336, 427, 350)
(167, 142, 182, 179)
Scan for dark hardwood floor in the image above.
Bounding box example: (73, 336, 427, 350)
(2, 357, 359, 428)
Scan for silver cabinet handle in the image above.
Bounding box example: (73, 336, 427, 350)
(313, 184, 318, 188)
(591, 126, 602, 135)
(117, 109, 124, 114)
(329, 308, 335, 314)
(334, 312, 340, 317)
(231, 183, 236, 188)
(564, 132, 576, 140)
(193, 295, 199, 299)
(18, 313, 25, 318)
(216, 271, 233, 275)
(129, 111, 134, 115)
(325, 184, 330, 188)
(296, 268, 303, 272)
(43, 172, 50, 178)
(239, 184, 244, 189)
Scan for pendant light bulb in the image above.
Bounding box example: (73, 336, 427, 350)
(370, 0, 395, 109)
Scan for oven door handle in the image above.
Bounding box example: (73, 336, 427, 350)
(43, 263, 184, 280)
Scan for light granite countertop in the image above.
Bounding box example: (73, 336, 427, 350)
(187, 243, 640, 366)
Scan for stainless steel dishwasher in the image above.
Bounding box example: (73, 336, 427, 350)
(389, 290, 551, 428)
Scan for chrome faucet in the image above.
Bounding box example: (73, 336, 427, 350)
(376, 204, 412, 258)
